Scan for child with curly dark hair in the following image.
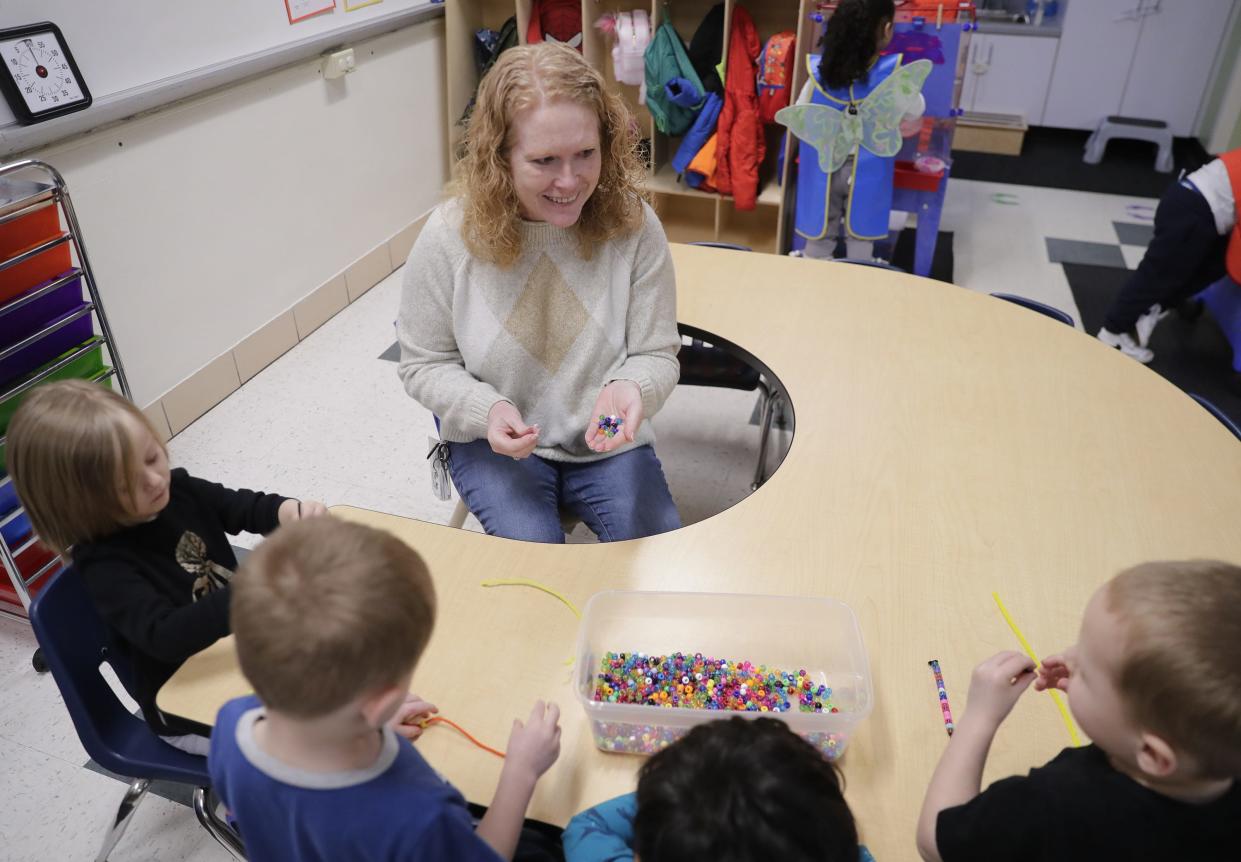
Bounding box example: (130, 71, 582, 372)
(562, 717, 874, 861)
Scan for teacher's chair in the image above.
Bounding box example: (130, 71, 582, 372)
(685, 242, 784, 490)
(29, 567, 245, 861)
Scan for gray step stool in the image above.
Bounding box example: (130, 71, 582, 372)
(1083, 115, 1174, 173)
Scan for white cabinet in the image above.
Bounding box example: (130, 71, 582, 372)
(1043, 0, 1142, 130)
(960, 34, 1059, 124)
(1043, 0, 1235, 135)
(1120, 0, 1236, 136)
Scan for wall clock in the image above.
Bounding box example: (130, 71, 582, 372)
(0, 23, 91, 125)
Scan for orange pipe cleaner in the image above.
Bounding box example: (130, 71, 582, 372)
(420, 716, 506, 758)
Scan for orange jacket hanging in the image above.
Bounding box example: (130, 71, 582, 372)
(714, 5, 765, 211)
(1221, 148, 1241, 282)
(686, 133, 720, 192)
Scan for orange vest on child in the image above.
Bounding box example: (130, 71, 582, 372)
(1222, 148, 1241, 281)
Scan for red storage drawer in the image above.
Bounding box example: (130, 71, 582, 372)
(0, 539, 61, 612)
(0, 204, 72, 305)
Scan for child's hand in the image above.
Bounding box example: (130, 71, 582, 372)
(391, 693, 438, 741)
(963, 651, 1036, 729)
(504, 700, 561, 781)
(277, 499, 329, 524)
(1035, 652, 1071, 692)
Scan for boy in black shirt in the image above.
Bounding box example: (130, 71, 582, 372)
(917, 560, 1241, 862)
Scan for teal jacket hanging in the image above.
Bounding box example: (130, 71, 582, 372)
(645, 20, 705, 136)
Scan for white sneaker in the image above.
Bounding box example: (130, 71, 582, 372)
(1098, 328, 1154, 363)
(1134, 304, 1170, 348)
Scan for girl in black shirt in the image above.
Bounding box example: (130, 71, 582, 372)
(8, 380, 326, 750)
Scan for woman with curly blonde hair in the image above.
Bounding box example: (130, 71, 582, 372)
(397, 42, 682, 543)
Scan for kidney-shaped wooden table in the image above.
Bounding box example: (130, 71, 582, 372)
(160, 244, 1241, 860)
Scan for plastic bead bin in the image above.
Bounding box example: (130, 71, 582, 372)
(574, 590, 873, 759)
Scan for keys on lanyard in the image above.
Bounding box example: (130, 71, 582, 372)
(427, 437, 452, 501)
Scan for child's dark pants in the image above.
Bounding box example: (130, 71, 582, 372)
(1102, 180, 1228, 334)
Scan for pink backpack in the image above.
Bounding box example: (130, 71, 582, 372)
(757, 31, 796, 124)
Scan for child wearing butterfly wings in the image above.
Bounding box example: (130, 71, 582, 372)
(778, 0, 929, 262)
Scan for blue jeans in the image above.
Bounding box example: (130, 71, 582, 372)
(446, 440, 682, 543)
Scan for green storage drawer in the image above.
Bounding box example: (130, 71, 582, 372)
(0, 338, 111, 471)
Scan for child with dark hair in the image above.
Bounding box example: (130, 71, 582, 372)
(819, 0, 896, 91)
(787, 0, 924, 261)
(562, 717, 875, 861)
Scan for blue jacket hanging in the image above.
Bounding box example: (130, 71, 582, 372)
(672, 91, 723, 179)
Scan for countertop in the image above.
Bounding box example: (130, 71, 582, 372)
(974, 1, 1066, 38)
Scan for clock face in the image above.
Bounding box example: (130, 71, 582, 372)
(1, 32, 84, 115)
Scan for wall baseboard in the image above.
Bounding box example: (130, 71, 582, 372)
(144, 209, 430, 441)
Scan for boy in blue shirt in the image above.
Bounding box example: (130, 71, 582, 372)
(208, 517, 562, 862)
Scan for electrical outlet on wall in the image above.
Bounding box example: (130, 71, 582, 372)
(323, 48, 356, 80)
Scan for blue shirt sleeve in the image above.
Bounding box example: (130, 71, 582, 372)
(208, 695, 257, 810)
(563, 793, 638, 862)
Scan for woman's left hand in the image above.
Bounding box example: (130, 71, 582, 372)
(585, 380, 643, 453)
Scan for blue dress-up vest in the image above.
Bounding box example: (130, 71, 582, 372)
(795, 52, 902, 241)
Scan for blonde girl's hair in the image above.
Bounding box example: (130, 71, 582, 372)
(7, 380, 163, 555)
(455, 42, 647, 267)
(1107, 560, 1241, 777)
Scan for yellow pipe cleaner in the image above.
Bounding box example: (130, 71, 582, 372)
(992, 591, 1083, 747)
(481, 578, 582, 618)
(482, 578, 581, 665)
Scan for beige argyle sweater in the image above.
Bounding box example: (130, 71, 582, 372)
(396, 199, 681, 462)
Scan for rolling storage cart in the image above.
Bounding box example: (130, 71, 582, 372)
(0, 159, 130, 670)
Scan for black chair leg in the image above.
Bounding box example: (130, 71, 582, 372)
(752, 390, 780, 491)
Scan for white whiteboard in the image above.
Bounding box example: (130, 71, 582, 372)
(0, 0, 437, 127)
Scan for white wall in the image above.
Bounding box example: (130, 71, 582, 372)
(0, 0, 438, 128)
(1211, 59, 1241, 153)
(24, 18, 447, 407)
(1198, 1, 1241, 151)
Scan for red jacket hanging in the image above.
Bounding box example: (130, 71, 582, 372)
(527, 0, 583, 50)
(714, 5, 764, 211)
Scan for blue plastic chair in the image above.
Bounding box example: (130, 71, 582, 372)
(833, 257, 907, 272)
(685, 241, 752, 252)
(1195, 276, 1241, 374)
(990, 293, 1076, 327)
(29, 566, 244, 861)
(1189, 394, 1241, 442)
